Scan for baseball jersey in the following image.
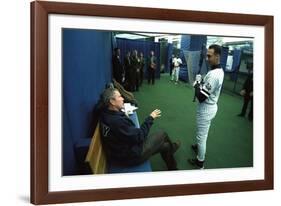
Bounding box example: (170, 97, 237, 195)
(173, 57, 182, 68)
(201, 68, 224, 105)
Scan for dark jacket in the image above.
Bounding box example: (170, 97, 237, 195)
(112, 55, 124, 84)
(148, 55, 157, 70)
(100, 108, 154, 166)
(243, 73, 253, 95)
(124, 56, 131, 82)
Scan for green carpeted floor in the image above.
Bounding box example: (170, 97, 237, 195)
(133, 73, 253, 171)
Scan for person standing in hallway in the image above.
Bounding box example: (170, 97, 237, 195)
(147, 50, 157, 85)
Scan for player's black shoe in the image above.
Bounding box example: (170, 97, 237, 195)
(188, 158, 204, 169)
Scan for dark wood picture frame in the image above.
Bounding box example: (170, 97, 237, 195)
(31, 0, 274, 204)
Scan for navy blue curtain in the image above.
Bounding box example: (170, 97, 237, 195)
(63, 29, 112, 175)
(116, 38, 161, 78)
(232, 49, 242, 71)
(220, 46, 229, 71)
(230, 49, 242, 80)
(179, 49, 187, 66)
(181, 35, 207, 51)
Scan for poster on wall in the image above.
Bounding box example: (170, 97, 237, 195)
(31, 1, 273, 204)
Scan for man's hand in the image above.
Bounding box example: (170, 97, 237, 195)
(150, 109, 161, 119)
(195, 74, 202, 82)
(193, 74, 202, 87)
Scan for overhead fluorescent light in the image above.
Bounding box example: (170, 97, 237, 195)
(115, 33, 149, 40)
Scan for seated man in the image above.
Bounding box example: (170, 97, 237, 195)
(99, 87, 180, 170)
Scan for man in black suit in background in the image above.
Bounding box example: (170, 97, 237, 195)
(112, 48, 125, 85)
(147, 50, 157, 85)
(237, 61, 253, 121)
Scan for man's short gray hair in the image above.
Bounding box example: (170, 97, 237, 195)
(101, 88, 118, 107)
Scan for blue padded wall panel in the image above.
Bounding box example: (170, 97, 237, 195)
(190, 35, 207, 51)
(181, 35, 207, 51)
(181, 35, 191, 50)
(179, 49, 187, 66)
(63, 29, 112, 175)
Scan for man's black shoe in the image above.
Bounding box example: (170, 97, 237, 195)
(188, 158, 204, 169)
(237, 113, 245, 117)
(168, 166, 178, 171)
(171, 140, 181, 154)
(191, 144, 198, 154)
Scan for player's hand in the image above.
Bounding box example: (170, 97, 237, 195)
(150, 109, 161, 119)
(240, 89, 246, 96)
(195, 74, 202, 82)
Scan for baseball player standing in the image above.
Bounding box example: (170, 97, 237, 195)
(188, 44, 224, 169)
(171, 54, 183, 84)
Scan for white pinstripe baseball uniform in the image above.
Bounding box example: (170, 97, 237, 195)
(196, 66, 224, 161)
(171, 57, 182, 82)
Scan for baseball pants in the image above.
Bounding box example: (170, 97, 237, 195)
(196, 103, 217, 161)
(171, 67, 180, 82)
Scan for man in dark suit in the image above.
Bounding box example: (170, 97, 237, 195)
(112, 48, 124, 85)
(99, 87, 181, 170)
(237, 61, 253, 121)
(147, 50, 157, 85)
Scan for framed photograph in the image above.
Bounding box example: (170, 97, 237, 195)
(31, 1, 273, 204)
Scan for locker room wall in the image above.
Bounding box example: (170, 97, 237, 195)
(63, 29, 112, 175)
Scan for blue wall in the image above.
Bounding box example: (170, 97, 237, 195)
(63, 29, 112, 175)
